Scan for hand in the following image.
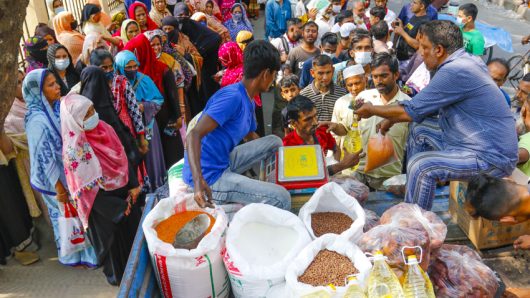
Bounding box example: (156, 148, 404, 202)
(56, 192, 69, 203)
(138, 137, 149, 155)
(138, 103, 144, 113)
(354, 102, 374, 119)
(213, 70, 224, 83)
(522, 35, 530, 45)
(514, 235, 530, 251)
(376, 119, 394, 135)
(194, 177, 214, 208)
(174, 44, 186, 55)
(340, 149, 365, 169)
(106, 22, 117, 32)
(392, 18, 403, 29)
(318, 121, 340, 133)
(128, 186, 142, 204)
(55, 181, 69, 203)
(308, 8, 318, 20)
(280, 52, 288, 63)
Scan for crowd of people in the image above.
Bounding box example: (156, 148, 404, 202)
(1, 0, 530, 288)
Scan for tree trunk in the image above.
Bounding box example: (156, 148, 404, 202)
(0, 0, 29, 133)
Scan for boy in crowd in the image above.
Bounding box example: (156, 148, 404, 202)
(458, 3, 485, 56)
(393, 0, 431, 62)
(271, 18, 303, 63)
(283, 95, 363, 175)
(487, 58, 511, 107)
(466, 174, 530, 250)
(369, 6, 386, 28)
(365, 0, 397, 28)
(300, 32, 341, 88)
(287, 21, 320, 77)
(279, 74, 301, 136)
(371, 20, 390, 53)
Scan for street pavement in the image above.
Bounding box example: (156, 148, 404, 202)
(0, 1, 528, 297)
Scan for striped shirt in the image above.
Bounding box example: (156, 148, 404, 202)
(300, 82, 348, 122)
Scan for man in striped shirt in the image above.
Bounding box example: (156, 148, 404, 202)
(300, 55, 347, 122)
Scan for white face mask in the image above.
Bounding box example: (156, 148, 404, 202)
(54, 6, 65, 14)
(332, 5, 342, 13)
(354, 51, 372, 66)
(54, 58, 70, 71)
(322, 51, 336, 59)
(455, 17, 463, 25)
(83, 112, 99, 131)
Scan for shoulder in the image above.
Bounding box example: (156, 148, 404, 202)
(333, 85, 348, 95)
(357, 89, 379, 101)
(396, 90, 411, 102)
(283, 131, 300, 146)
(300, 84, 313, 95)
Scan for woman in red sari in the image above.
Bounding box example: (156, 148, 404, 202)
(128, 2, 158, 32)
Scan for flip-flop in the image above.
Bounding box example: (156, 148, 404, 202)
(14, 251, 40, 266)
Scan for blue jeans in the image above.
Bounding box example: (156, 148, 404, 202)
(405, 118, 505, 210)
(210, 135, 291, 210)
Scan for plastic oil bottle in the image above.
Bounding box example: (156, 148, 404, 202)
(367, 251, 404, 298)
(343, 116, 362, 171)
(344, 275, 366, 298)
(402, 255, 435, 298)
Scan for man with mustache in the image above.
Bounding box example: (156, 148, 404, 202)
(354, 52, 411, 190)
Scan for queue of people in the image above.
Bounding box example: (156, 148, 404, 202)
(2, 0, 530, 286)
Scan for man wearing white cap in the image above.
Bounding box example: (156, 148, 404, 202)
(335, 22, 356, 60)
(355, 53, 410, 190)
(323, 64, 367, 150)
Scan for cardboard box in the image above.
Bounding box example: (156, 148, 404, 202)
(449, 181, 530, 250)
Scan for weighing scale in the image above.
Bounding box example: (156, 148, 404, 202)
(275, 145, 329, 190)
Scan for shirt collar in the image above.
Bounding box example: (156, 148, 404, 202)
(437, 48, 466, 71)
(311, 81, 335, 96)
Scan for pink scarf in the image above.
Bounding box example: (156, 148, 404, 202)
(5, 98, 27, 135)
(61, 94, 129, 228)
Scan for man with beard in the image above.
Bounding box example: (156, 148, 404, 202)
(271, 18, 303, 63)
(174, 3, 222, 100)
(353, 53, 410, 190)
(287, 21, 320, 77)
(352, 1, 369, 30)
(283, 95, 363, 176)
(355, 21, 517, 210)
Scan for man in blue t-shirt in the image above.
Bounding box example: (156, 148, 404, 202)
(183, 40, 290, 210)
(487, 58, 512, 107)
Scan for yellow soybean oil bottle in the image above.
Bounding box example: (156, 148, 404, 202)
(367, 251, 404, 298)
(344, 275, 366, 298)
(402, 255, 435, 298)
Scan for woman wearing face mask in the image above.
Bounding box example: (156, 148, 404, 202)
(191, 12, 231, 44)
(60, 93, 142, 286)
(52, 11, 85, 63)
(128, 2, 158, 33)
(24, 69, 98, 267)
(224, 3, 253, 41)
(333, 32, 374, 88)
(24, 36, 49, 73)
(46, 0, 65, 26)
(125, 34, 185, 170)
(47, 44, 80, 96)
(114, 51, 167, 190)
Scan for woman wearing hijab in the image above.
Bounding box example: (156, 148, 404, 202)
(86, 0, 112, 28)
(173, 4, 222, 102)
(89, 50, 150, 190)
(24, 36, 49, 73)
(75, 32, 110, 73)
(35, 23, 57, 45)
(156, 29, 195, 90)
(60, 93, 142, 286)
(114, 51, 167, 189)
(24, 69, 98, 267)
(150, 0, 172, 27)
(218, 42, 265, 136)
(125, 0, 152, 15)
(116, 19, 141, 52)
(224, 3, 253, 41)
(46, 0, 65, 26)
(81, 4, 121, 48)
(128, 2, 158, 33)
(191, 12, 231, 44)
(124, 34, 185, 169)
(47, 44, 80, 96)
(236, 30, 254, 51)
(52, 11, 85, 63)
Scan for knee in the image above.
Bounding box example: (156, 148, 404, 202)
(407, 153, 430, 176)
(269, 187, 291, 211)
(264, 135, 283, 150)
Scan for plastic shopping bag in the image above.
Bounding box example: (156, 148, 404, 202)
(58, 202, 90, 257)
(364, 132, 397, 172)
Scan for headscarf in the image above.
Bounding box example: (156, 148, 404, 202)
(47, 43, 80, 95)
(79, 32, 109, 66)
(112, 11, 126, 27)
(128, 2, 158, 32)
(191, 12, 231, 43)
(86, 0, 112, 27)
(173, 2, 191, 16)
(46, 0, 63, 20)
(24, 36, 49, 72)
(236, 30, 253, 51)
(218, 42, 243, 87)
(144, 30, 186, 87)
(80, 66, 142, 167)
(80, 4, 101, 26)
(124, 34, 167, 94)
(149, 3, 172, 27)
(52, 11, 75, 35)
(224, 3, 253, 41)
(23, 69, 63, 194)
(120, 19, 140, 44)
(52, 11, 85, 63)
(61, 93, 128, 229)
(161, 16, 180, 44)
(125, 0, 151, 14)
(152, 28, 195, 88)
(35, 23, 57, 43)
(5, 97, 27, 136)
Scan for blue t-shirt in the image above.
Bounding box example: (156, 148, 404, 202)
(183, 83, 257, 186)
(500, 88, 511, 107)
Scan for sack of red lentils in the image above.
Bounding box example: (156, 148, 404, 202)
(299, 182, 366, 242)
(142, 192, 229, 298)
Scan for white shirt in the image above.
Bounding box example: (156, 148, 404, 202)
(365, 8, 397, 28)
(332, 93, 356, 148)
(295, 0, 307, 18)
(315, 18, 331, 47)
(270, 33, 300, 56)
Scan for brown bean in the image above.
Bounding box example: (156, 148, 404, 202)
(311, 212, 354, 237)
(298, 249, 358, 287)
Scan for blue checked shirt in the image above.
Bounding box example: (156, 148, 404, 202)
(401, 49, 518, 175)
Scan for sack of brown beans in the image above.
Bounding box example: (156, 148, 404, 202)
(285, 234, 372, 297)
(299, 182, 366, 242)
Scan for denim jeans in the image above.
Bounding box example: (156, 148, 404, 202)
(210, 135, 291, 210)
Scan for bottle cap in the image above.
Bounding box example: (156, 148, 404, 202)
(407, 255, 419, 265)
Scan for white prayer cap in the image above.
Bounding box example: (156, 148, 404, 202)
(339, 22, 356, 39)
(343, 64, 365, 79)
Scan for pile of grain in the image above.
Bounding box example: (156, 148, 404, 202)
(298, 249, 358, 287)
(311, 212, 353, 237)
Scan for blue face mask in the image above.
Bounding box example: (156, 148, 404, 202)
(232, 12, 243, 22)
(83, 112, 99, 131)
(104, 71, 114, 81)
(54, 6, 65, 14)
(124, 69, 137, 81)
(199, 21, 207, 27)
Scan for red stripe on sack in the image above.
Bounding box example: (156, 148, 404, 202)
(155, 254, 173, 298)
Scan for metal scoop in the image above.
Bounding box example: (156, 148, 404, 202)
(172, 213, 211, 250)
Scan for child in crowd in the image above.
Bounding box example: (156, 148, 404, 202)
(279, 74, 301, 136)
(457, 3, 485, 56)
